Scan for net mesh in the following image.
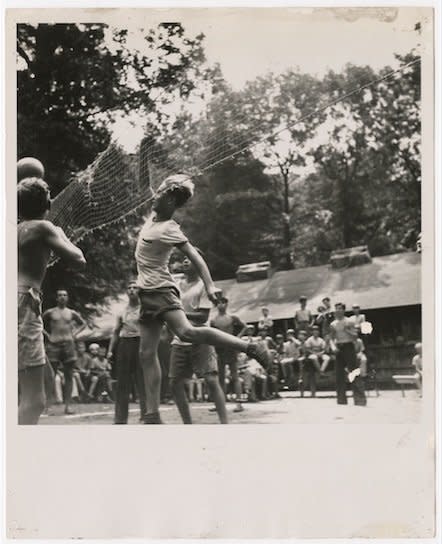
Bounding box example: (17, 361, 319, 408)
(47, 59, 419, 247)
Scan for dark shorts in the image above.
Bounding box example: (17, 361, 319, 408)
(139, 287, 183, 323)
(216, 348, 239, 376)
(169, 344, 218, 380)
(18, 288, 46, 371)
(46, 340, 77, 366)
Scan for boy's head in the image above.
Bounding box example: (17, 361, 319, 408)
(317, 305, 326, 313)
(261, 306, 269, 317)
(56, 289, 69, 306)
(153, 174, 194, 214)
(89, 343, 99, 357)
(299, 296, 307, 307)
(127, 280, 139, 301)
(258, 329, 267, 340)
(297, 330, 307, 342)
(275, 333, 284, 343)
(415, 342, 422, 355)
(287, 328, 295, 339)
(312, 325, 320, 337)
(322, 297, 331, 309)
(334, 302, 346, 318)
(182, 248, 204, 277)
(76, 341, 86, 355)
(246, 324, 255, 336)
(352, 304, 360, 315)
(216, 296, 228, 312)
(17, 177, 51, 220)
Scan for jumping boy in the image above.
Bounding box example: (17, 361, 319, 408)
(17, 177, 86, 424)
(135, 174, 268, 424)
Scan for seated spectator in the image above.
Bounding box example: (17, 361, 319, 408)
(305, 325, 331, 373)
(258, 306, 274, 336)
(412, 342, 422, 397)
(248, 358, 269, 400)
(237, 353, 261, 402)
(280, 329, 300, 390)
(73, 341, 93, 401)
(241, 324, 257, 342)
(88, 345, 114, 402)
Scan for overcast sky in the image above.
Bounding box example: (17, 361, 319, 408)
(183, 7, 422, 88)
(110, 6, 426, 150)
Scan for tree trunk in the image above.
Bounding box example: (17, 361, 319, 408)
(282, 170, 294, 269)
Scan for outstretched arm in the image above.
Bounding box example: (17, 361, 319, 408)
(42, 221, 86, 269)
(177, 242, 221, 303)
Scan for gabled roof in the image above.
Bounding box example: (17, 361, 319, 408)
(216, 251, 421, 323)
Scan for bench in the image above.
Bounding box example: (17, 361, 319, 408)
(392, 374, 419, 397)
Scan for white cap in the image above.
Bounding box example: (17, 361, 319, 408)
(156, 174, 194, 198)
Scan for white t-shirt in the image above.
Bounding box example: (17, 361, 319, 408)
(304, 336, 326, 354)
(135, 214, 188, 290)
(171, 277, 211, 346)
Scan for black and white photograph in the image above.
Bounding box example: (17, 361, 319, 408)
(5, 3, 438, 540)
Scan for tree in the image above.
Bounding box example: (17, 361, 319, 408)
(17, 22, 209, 315)
(17, 22, 206, 195)
(239, 71, 324, 268)
(311, 55, 421, 255)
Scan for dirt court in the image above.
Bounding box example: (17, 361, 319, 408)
(40, 389, 422, 425)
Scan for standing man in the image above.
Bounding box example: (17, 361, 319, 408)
(330, 303, 367, 406)
(349, 304, 366, 332)
(108, 280, 147, 424)
(294, 296, 313, 334)
(169, 254, 228, 424)
(210, 296, 247, 413)
(257, 306, 274, 336)
(17, 176, 86, 424)
(43, 289, 86, 415)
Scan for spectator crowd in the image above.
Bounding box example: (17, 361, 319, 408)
(46, 290, 405, 417)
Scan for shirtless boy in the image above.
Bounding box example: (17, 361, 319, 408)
(18, 177, 85, 424)
(43, 289, 86, 414)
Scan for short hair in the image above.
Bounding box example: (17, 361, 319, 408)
(317, 305, 326, 312)
(335, 302, 346, 310)
(299, 296, 307, 301)
(322, 297, 330, 303)
(17, 177, 51, 219)
(168, 186, 193, 208)
(127, 280, 138, 288)
(312, 325, 320, 331)
(415, 342, 422, 350)
(56, 288, 68, 296)
(287, 328, 295, 335)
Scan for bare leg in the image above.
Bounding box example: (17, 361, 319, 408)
(205, 374, 228, 424)
(164, 310, 249, 352)
(171, 378, 192, 424)
(139, 320, 163, 421)
(88, 375, 98, 397)
(18, 366, 46, 424)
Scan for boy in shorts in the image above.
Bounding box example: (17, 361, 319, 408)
(17, 176, 86, 424)
(169, 253, 228, 424)
(135, 174, 269, 423)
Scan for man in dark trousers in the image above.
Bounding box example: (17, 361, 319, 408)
(330, 303, 367, 406)
(108, 281, 146, 423)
